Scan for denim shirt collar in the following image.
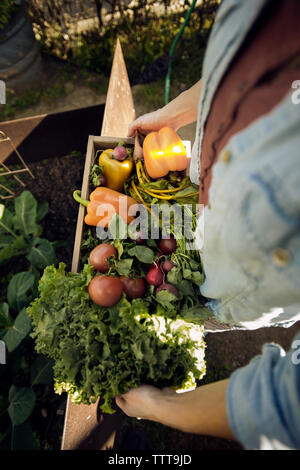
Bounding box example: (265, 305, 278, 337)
(191, 0, 269, 183)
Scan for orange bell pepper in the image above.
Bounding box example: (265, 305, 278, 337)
(73, 187, 138, 227)
(143, 126, 188, 179)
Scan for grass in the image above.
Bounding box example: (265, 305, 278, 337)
(58, 61, 109, 95)
(0, 58, 111, 122)
(134, 79, 165, 110)
(0, 3, 215, 122)
(0, 82, 66, 122)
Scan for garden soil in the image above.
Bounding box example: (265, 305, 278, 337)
(19, 153, 300, 451)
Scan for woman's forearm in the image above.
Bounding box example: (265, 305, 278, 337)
(160, 79, 203, 130)
(151, 379, 235, 440)
(128, 79, 202, 136)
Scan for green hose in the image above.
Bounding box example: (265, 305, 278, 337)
(165, 0, 197, 105)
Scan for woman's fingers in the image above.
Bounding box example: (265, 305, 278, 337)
(127, 110, 166, 137)
(114, 385, 162, 419)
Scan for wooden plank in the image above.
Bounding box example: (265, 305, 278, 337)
(62, 39, 136, 450)
(0, 104, 105, 165)
(101, 38, 135, 137)
(70, 134, 95, 274)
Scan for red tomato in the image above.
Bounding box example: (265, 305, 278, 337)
(89, 243, 117, 273)
(120, 276, 146, 299)
(88, 276, 123, 307)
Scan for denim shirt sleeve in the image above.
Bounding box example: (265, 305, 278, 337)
(227, 331, 300, 449)
(198, 94, 300, 328)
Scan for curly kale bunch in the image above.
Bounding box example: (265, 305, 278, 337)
(27, 263, 206, 413)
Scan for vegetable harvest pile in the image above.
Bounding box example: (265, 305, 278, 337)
(27, 128, 210, 414)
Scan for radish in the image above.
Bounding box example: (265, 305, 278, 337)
(113, 146, 128, 161)
(99, 175, 106, 186)
(146, 264, 163, 286)
(158, 237, 177, 255)
(156, 283, 179, 298)
(161, 260, 174, 273)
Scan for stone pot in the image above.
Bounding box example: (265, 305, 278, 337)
(0, 1, 41, 88)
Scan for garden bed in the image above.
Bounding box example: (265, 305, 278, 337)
(20, 152, 86, 270)
(0, 152, 85, 450)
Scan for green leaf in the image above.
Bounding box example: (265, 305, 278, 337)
(7, 272, 35, 311)
(30, 355, 54, 385)
(145, 238, 157, 248)
(183, 268, 204, 285)
(13, 191, 38, 235)
(156, 289, 178, 303)
(180, 305, 212, 324)
(0, 302, 13, 329)
(8, 386, 36, 426)
(0, 236, 27, 265)
(178, 280, 194, 296)
(11, 422, 39, 450)
(114, 258, 133, 276)
(128, 245, 154, 264)
(144, 179, 170, 190)
(167, 266, 182, 285)
(90, 164, 104, 187)
(0, 246, 16, 265)
(0, 233, 14, 248)
(0, 206, 14, 233)
(27, 238, 56, 270)
(36, 201, 49, 223)
(112, 239, 124, 259)
(3, 308, 32, 352)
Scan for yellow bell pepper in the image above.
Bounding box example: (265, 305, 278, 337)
(98, 149, 133, 192)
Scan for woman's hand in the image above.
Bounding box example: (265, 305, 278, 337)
(128, 109, 174, 137)
(115, 385, 175, 421)
(128, 79, 203, 137)
(115, 380, 234, 440)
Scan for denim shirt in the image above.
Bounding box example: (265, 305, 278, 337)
(227, 330, 300, 449)
(190, 0, 300, 329)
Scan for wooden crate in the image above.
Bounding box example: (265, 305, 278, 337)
(62, 38, 136, 451)
(62, 135, 136, 451)
(71, 135, 134, 274)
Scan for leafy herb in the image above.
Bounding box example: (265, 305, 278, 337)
(0, 190, 59, 450)
(27, 263, 206, 413)
(0, 191, 57, 271)
(127, 245, 155, 264)
(90, 163, 104, 188)
(8, 386, 36, 426)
